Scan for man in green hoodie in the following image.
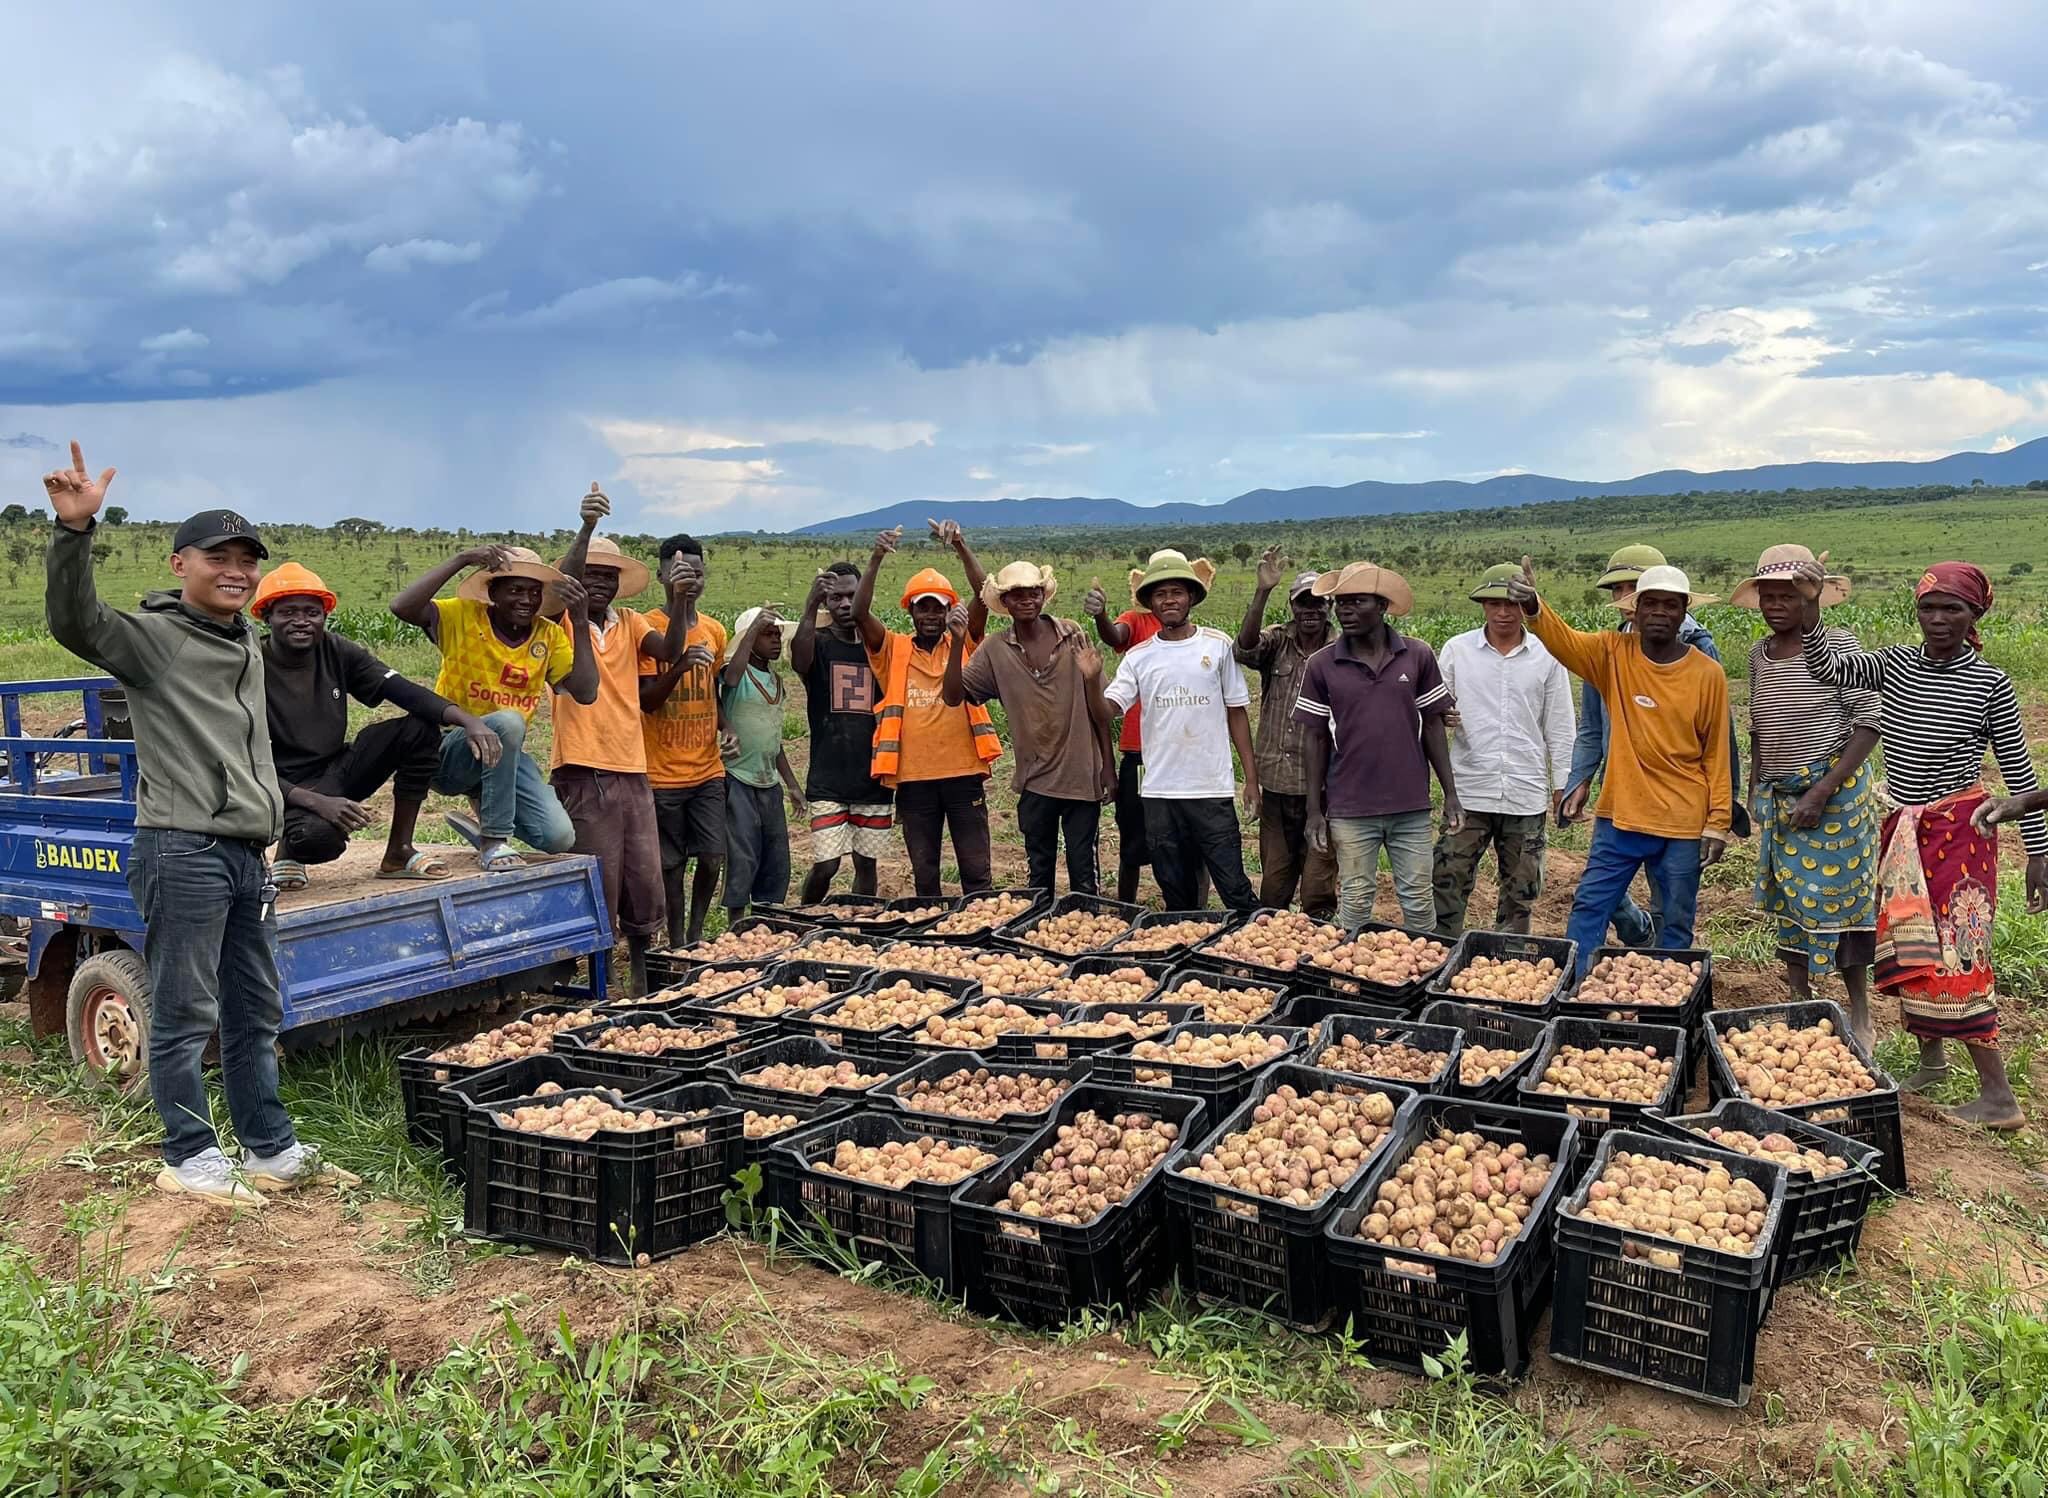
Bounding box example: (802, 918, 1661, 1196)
(44, 443, 356, 1208)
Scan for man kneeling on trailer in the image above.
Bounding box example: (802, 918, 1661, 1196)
(43, 443, 356, 1207)
(255, 562, 504, 891)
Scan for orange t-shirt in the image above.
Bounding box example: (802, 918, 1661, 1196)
(1114, 609, 1162, 752)
(551, 608, 657, 773)
(640, 611, 729, 789)
(870, 631, 989, 783)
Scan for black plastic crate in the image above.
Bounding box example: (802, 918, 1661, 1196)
(1102, 909, 1244, 961)
(1185, 908, 1348, 988)
(396, 1002, 603, 1152)
(1548, 1128, 1789, 1408)
(1325, 1098, 1580, 1380)
(874, 941, 1073, 998)
(680, 965, 858, 1035)
(1164, 1063, 1418, 1328)
(662, 914, 812, 967)
(879, 1052, 1089, 1139)
(1038, 954, 1177, 1008)
(643, 949, 700, 991)
(792, 971, 980, 1058)
(1297, 922, 1456, 1008)
(1561, 947, 1713, 1036)
(754, 893, 885, 923)
(713, 1093, 851, 1214)
(551, 1010, 775, 1086)
(1017, 1000, 1205, 1063)
(884, 994, 1075, 1067)
(633, 959, 787, 1012)
(1516, 1016, 1689, 1152)
(1417, 1001, 1552, 1104)
(433, 1053, 634, 1180)
(1090, 1020, 1310, 1112)
(462, 1086, 744, 1265)
(1642, 1099, 1883, 1283)
(920, 887, 1053, 944)
(1157, 967, 1295, 1027)
(712, 1035, 908, 1109)
(1274, 991, 1405, 1029)
(1307, 1015, 1463, 1095)
(786, 929, 898, 969)
(998, 892, 1146, 958)
(1423, 930, 1577, 1019)
(768, 1111, 1016, 1290)
(951, 1084, 1211, 1327)
(836, 895, 961, 936)
(1703, 999, 1906, 1193)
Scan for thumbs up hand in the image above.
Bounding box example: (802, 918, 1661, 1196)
(1507, 555, 1539, 612)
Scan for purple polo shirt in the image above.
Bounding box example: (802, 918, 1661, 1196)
(1293, 633, 1452, 818)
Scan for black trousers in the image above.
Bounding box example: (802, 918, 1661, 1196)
(1018, 790, 1100, 895)
(896, 775, 994, 897)
(1143, 797, 1258, 913)
(279, 715, 441, 864)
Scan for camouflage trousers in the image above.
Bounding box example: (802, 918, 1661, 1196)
(1432, 811, 1549, 939)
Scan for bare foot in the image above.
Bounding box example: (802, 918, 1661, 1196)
(1852, 1022, 1877, 1057)
(1902, 1065, 1952, 1094)
(1944, 1096, 2026, 1131)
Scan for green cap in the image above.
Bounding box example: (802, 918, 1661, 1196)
(1597, 543, 1667, 590)
(1469, 563, 1524, 602)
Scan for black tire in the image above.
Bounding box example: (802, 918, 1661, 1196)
(66, 949, 152, 1083)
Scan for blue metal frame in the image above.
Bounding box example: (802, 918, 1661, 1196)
(0, 676, 612, 1031)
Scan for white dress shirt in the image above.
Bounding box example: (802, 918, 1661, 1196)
(1438, 626, 1576, 816)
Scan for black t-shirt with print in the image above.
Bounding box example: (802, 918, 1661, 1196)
(802, 631, 890, 804)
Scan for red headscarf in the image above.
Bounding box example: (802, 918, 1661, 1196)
(1915, 561, 1993, 648)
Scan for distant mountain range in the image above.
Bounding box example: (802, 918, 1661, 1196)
(793, 435, 2048, 534)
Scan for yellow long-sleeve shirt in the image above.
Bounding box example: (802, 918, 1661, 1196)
(1527, 598, 1732, 838)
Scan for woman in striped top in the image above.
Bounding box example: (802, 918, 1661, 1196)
(1736, 546, 1881, 1048)
(1803, 560, 2045, 1131)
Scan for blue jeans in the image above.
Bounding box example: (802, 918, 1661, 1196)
(128, 830, 295, 1166)
(1567, 820, 1702, 976)
(724, 776, 791, 912)
(433, 710, 575, 850)
(1328, 811, 1436, 932)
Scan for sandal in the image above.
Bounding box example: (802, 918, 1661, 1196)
(479, 843, 526, 873)
(377, 850, 452, 882)
(270, 859, 309, 892)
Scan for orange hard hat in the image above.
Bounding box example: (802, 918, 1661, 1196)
(899, 567, 959, 609)
(252, 561, 337, 617)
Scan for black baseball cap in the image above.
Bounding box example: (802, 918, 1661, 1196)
(173, 509, 268, 559)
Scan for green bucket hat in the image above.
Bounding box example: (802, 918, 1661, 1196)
(1469, 562, 1526, 602)
(1129, 549, 1217, 607)
(1596, 543, 1667, 590)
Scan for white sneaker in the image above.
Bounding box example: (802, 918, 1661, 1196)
(156, 1147, 268, 1208)
(242, 1141, 361, 1191)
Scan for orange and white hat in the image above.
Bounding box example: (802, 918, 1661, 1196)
(251, 561, 337, 617)
(900, 567, 959, 609)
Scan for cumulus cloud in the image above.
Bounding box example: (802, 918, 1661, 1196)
(364, 238, 485, 273)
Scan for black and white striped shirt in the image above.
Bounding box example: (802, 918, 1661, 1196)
(1748, 628, 1881, 780)
(1803, 625, 2048, 854)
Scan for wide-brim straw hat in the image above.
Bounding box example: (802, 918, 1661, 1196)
(980, 560, 1059, 617)
(457, 546, 569, 608)
(559, 534, 652, 597)
(1129, 550, 1217, 606)
(1597, 543, 1667, 589)
(1729, 544, 1849, 610)
(1614, 563, 1718, 611)
(1311, 560, 1415, 617)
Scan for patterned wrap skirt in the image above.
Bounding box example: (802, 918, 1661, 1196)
(1874, 784, 2000, 1046)
(1755, 754, 1878, 976)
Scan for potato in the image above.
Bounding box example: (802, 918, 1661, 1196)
(895, 1066, 1070, 1121)
(1447, 955, 1561, 1007)
(1056, 1008, 1175, 1040)
(495, 1091, 704, 1141)
(1719, 1017, 1877, 1105)
(739, 1058, 889, 1095)
(1179, 1085, 1399, 1207)
(829, 981, 959, 1033)
(674, 926, 802, 962)
(1576, 952, 1701, 1007)
(1002, 1110, 1182, 1224)
(857, 903, 950, 925)
(1357, 1129, 1555, 1264)
(1205, 911, 1345, 971)
(1131, 1028, 1292, 1070)
(882, 944, 1069, 994)
(429, 1008, 602, 1068)
(1316, 1034, 1447, 1083)
(1168, 979, 1282, 1026)
(1319, 930, 1451, 984)
(929, 893, 1037, 936)
(1695, 1124, 1850, 1178)
(660, 966, 768, 1001)
(1565, 1149, 1774, 1258)
(743, 1109, 800, 1138)
(590, 1018, 742, 1056)
(813, 1135, 998, 1189)
(1044, 966, 1161, 1006)
(1458, 1043, 1531, 1087)
(1110, 918, 1223, 953)
(1024, 909, 1136, 955)
(917, 999, 1065, 1050)
(1532, 1042, 1676, 1104)
(795, 935, 885, 967)
(712, 979, 838, 1019)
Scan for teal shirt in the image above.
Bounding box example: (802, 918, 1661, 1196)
(721, 665, 786, 789)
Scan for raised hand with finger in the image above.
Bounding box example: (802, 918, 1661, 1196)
(1254, 545, 1287, 593)
(43, 442, 116, 532)
(945, 602, 970, 640)
(1507, 555, 1539, 613)
(579, 482, 611, 528)
(1082, 576, 1108, 620)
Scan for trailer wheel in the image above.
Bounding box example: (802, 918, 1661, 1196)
(67, 951, 152, 1083)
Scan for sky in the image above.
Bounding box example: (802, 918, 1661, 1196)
(5, 1, 2048, 536)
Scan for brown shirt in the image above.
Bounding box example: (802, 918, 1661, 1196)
(1236, 621, 1331, 797)
(960, 617, 1101, 800)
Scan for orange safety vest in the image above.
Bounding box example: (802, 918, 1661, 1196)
(871, 632, 1001, 788)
